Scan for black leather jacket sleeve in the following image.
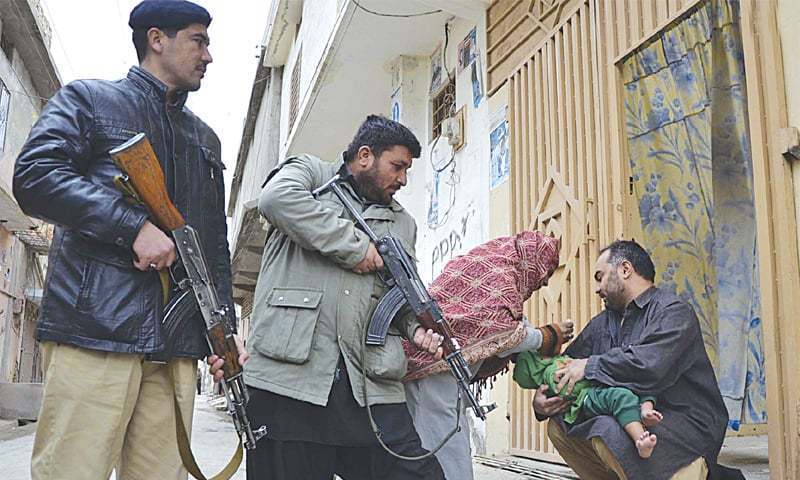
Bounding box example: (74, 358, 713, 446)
(13, 80, 148, 249)
(206, 136, 236, 330)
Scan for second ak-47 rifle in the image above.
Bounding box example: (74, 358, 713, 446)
(313, 173, 496, 422)
(109, 133, 266, 480)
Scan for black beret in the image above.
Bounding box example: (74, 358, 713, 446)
(129, 0, 211, 31)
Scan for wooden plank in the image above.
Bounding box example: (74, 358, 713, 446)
(509, 445, 565, 464)
(574, 12, 587, 209)
(642, 0, 657, 32)
(510, 72, 523, 453)
(614, 0, 704, 65)
(629, 0, 643, 44)
(516, 72, 526, 233)
(576, 5, 591, 335)
(739, 1, 795, 478)
(555, 29, 567, 178)
(564, 20, 577, 190)
(488, 0, 586, 96)
(616, 0, 628, 53)
(527, 59, 538, 211)
(488, 14, 531, 57)
(536, 51, 546, 211)
(668, 0, 681, 16)
(583, 0, 597, 230)
(521, 62, 532, 231)
(595, 0, 613, 245)
(510, 74, 520, 235)
(545, 41, 556, 175)
(487, 0, 524, 33)
(655, 0, 669, 22)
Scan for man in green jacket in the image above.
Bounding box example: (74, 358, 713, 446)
(240, 115, 445, 479)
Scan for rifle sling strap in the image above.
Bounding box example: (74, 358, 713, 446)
(169, 368, 243, 480)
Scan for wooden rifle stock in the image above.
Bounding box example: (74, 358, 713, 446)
(109, 133, 185, 231)
(109, 133, 241, 380)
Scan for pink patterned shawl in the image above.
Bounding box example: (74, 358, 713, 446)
(402, 230, 560, 382)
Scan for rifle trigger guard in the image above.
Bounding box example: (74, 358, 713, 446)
(366, 285, 407, 346)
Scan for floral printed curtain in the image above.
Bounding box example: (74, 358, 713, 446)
(622, 0, 766, 427)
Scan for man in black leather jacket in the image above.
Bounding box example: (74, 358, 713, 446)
(13, 2, 246, 478)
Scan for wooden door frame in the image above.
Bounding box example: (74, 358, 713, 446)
(498, 0, 797, 473)
(609, 1, 797, 478)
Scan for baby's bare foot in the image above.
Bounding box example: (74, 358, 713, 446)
(636, 431, 657, 458)
(641, 409, 663, 428)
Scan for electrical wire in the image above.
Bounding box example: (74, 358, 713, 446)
(427, 21, 461, 230)
(351, 0, 442, 18)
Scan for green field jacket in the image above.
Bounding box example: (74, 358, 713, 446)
(243, 154, 421, 406)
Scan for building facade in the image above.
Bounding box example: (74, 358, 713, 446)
(0, 0, 60, 420)
(231, 0, 800, 477)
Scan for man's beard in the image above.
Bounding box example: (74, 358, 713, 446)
(603, 272, 626, 313)
(354, 167, 391, 204)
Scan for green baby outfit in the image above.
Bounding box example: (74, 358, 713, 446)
(513, 351, 653, 426)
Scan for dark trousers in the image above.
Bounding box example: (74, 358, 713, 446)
(244, 385, 445, 480)
(246, 438, 445, 480)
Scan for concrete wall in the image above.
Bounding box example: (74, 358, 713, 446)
(0, 17, 43, 193)
(0, 13, 48, 386)
(231, 67, 283, 247)
(389, 15, 513, 455)
(394, 16, 496, 285)
(279, 0, 343, 157)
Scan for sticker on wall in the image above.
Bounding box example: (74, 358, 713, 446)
(430, 44, 444, 94)
(390, 87, 401, 122)
(457, 28, 478, 74)
(471, 52, 484, 109)
(490, 111, 510, 189)
(427, 170, 440, 226)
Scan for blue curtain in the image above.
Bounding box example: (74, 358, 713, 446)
(622, 0, 766, 427)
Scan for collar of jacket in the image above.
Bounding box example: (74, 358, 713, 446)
(336, 153, 405, 213)
(631, 285, 657, 310)
(127, 66, 189, 109)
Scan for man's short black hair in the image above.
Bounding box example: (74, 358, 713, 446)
(345, 115, 422, 163)
(132, 27, 179, 62)
(599, 240, 656, 282)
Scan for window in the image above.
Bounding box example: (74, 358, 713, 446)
(430, 75, 455, 140)
(0, 81, 10, 151)
(288, 48, 302, 132)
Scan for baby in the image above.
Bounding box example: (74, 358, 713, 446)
(514, 351, 663, 458)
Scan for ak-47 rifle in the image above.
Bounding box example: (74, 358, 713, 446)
(109, 133, 266, 478)
(313, 174, 496, 421)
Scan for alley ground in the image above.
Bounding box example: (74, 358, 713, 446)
(0, 395, 769, 479)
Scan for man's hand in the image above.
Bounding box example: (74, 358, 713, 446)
(532, 384, 570, 417)
(132, 220, 177, 271)
(554, 357, 588, 395)
(413, 327, 444, 360)
(207, 334, 249, 382)
(352, 243, 384, 274)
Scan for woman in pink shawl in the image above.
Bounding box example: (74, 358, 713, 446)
(403, 230, 573, 480)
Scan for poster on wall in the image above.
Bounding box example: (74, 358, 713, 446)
(490, 110, 510, 189)
(471, 52, 484, 108)
(430, 44, 443, 94)
(427, 170, 440, 226)
(457, 28, 478, 74)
